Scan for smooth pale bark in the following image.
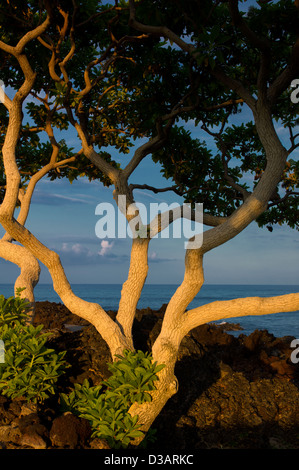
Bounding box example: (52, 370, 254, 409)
(0, 241, 40, 323)
(0, 8, 298, 446)
(116, 237, 149, 348)
(1, 99, 296, 446)
(0, 218, 131, 356)
(152, 103, 288, 353)
(0, 55, 129, 358)
(182, 293, 299, 336)
(127, 106, 297, 437)
(0, 118, 76, 318)
(129, 362, 179, 441)
(0, 18, 131, 355)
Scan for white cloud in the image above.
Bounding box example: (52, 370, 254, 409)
(98, 240, 114, 256)
(149, 251, 157, 260)
(71, 243, 83, 255)
(33, 189, 92, 205)
(61, 242, 93, 257)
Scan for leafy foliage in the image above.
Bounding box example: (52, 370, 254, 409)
(60, 349, 165, 448)
(0, 289, 30, 327)
(143, 0, 299, 230)
(1, 0, 298, 229)
(0, 293, 68, 403)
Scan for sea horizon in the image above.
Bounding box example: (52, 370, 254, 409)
(1, 282, 299, 286)
(0, 282, 298, 339)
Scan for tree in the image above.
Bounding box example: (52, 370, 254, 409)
(0, 0, 133, 318)
(0, 0, 298, 444)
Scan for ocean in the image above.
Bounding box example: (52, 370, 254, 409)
(0, 283, 298, 339)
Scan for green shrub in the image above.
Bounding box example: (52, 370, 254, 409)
(0, 289, 29, 327)
(0, 293, 68, 403)
(60, 349, 165, 448)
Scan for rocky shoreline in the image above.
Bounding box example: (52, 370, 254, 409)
(0, 300, 299, 450)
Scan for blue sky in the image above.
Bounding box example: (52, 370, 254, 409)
(0, 108, 298, 286)
(0, 0, 298, 286)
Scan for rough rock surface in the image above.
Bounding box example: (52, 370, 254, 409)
(0, 301, 298, 449)
(49, 412, 91, 448)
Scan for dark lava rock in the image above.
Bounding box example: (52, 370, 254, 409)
(49, 412, 91, 448)
(0, 301, 298, 449)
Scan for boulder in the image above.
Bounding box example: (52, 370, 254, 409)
(49, 412, 91, 448)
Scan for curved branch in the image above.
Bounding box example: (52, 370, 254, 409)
(149, 204, 225, 239)
(182, 293, 299, 336)
(0, 21, 128, 357)
(76, 6, 122, 29)
(116, 237, 149, 347)
(0, 241, 40, 324)
(74, 121, 120, 184)
(268, 37, 299, 104)
(152, 105, 289, 368)
(128, 0, 194, 54)
(198, 107, 288, 256)
(130, 183, 181, 195)
(0, 215, 130, 357)
(202, 98, 244, 112)
(228, 0, 271, 53)
(0, 16, 51, 56)
(211, 65, 256, 110)
(122, 135, 167, 180)
(129, 0, 256, 109)
(0, 89, 12, 112)
(267, 190, 299, 209)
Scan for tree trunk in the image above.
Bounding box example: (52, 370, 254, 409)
(116, 237, 149, 348)
(126, 106, 293, 438)
(0, 240, 40, 323)
(0, 216, 131, 357)
(129, 344, 179, 442)
(0, 17, 297, 446)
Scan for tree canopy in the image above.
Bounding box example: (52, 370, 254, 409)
(0, 0, 298, 230)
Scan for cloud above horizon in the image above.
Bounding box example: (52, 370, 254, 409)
(56, 240, 129, 266)
(98, 240, 114, 256)
(32, 190, 93, 206)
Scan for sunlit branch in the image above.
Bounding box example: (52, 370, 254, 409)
(202, 98, 244, 112)
(182, 293, 299, 335)
(0, 89, 12, 112)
